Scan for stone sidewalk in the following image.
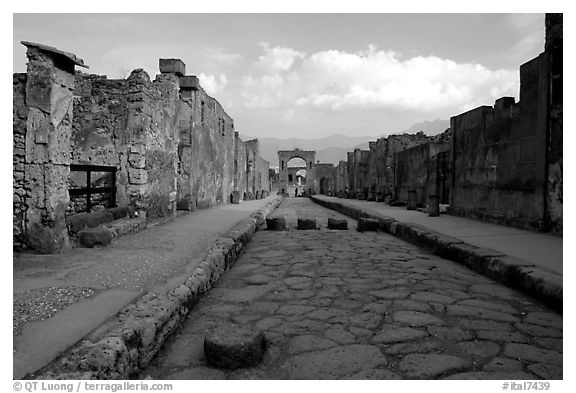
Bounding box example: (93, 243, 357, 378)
(13, 195, 281, 379)
(141, 198, 562, 380)
(311, 196, 562, 310)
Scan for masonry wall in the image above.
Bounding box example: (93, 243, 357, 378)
(545, 13, 563, 235)
(14, 47, 269, 252)
(395, 142, 450, 206)
(314, 163, 336, 195)
(335, 160, 349, 197)
(72, 70, 180, 219)
(450, 56, 549, 231)
(234, 132, 248, 202)
(13, 73, 28, 250)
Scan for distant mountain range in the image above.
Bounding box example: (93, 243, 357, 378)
(248, 119, 450, 166)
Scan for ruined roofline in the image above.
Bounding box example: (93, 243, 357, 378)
(21, 41, 88, 68)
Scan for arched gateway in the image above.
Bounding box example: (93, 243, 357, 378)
(278, 149, 316, 196)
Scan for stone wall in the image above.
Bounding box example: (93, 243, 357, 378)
(13, 46, 270, 252)
(13, 73, 28, 250)
(17, 43, 79, 253)
(314, 163, 336, 195)
(334, 160, 349, 197)
(545, 14, 563, 235)
(395, 141, 451, 206)
(233, 132, 248, 203)
(449, 22, 561, 233)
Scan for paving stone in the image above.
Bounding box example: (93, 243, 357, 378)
(483, 357, 523, 372)
(246, 301, 280, 314)
(524, 312, 563, 330)
(427, 326, 473, 342)
(385, 339, 443, 355)
(447, 305, 519, 323)
(369, 289, 410, 300)
(399, 354, 471, 379)
(276, 304, 316, 315)
(456, 340, 501, 357)
(244, 274, 272, 285)
(527, 363, 563, 380)
(306, 308, 349, 321)
(532, 337, 563, 352)
(220, 286, 271, 303)
(285, 345, 387, 379)
(349, 312, 383, 329)
(287, 335, 337, 354)
(325, 326, 356, 344)
(363, 301, 391, 314)
(458, 320, 513, 332)
(514, 323, 563, 338)
(410, 292, 456, 304)
(444, 371, 535, 380)
(456, 299, 518, 314)
(340, 369, 401, 380)
(373, 327, 428, 344)
(255, 317, 283, 330)
(391, 299, 432, 312)
(392, 310, 445, 326)
(204, 324, 266, 369)
(476, 330, 529, 343)
(503, 343, 562, 366)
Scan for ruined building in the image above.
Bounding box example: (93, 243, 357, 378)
(326, 14, 562, 235)
(13, 43, 271, 253)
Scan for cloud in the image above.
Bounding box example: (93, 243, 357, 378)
(254, 42, 305, 73)
(199, 73, 228, 95)
(202, 47, 243, 66)
(240, 44, 519, 115)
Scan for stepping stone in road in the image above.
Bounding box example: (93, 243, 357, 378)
(297, 217, 317, 230)
(357, 217, 379, 232)
(327, 218, 348, 230)
(204, 323, 267, 369)
(266, 216, 286, 230)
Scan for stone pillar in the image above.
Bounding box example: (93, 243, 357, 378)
(21, 42, 88, 253)
(428, 194, 440, 217)
(407, 189, 417, 210)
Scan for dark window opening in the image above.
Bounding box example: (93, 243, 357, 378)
(69, 164, 117, 213)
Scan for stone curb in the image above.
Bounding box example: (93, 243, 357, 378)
(311, 196, 562, 312)
(28, 195, 284, 380)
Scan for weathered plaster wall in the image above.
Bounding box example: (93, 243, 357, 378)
(13, 73, 28, 250)
(545, 13, 563, 235)
(335, 160, 349, 197)
(315, 163, 336, 195)
(234, 132, 248, 202)
(450, 54, 550, 231)
(395, 142, 450, 206)
(21, 45, 76, 253)
(14, 48, 269, 252)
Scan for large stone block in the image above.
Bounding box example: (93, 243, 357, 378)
(266, 216, 286, 231)
(159, 59, 185, 77)
(297, 217, 317, 230)
(328, 217, 348, 230)
(179, 75, 199, 90)
(357, 217, 379, 232)
(204, 323, 266, 369)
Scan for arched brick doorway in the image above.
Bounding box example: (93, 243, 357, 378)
(278, 149, 316, 196)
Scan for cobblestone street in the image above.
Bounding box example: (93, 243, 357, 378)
(140, 198, 563, 380)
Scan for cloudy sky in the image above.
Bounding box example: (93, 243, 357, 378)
(13, 13, 545, 139)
